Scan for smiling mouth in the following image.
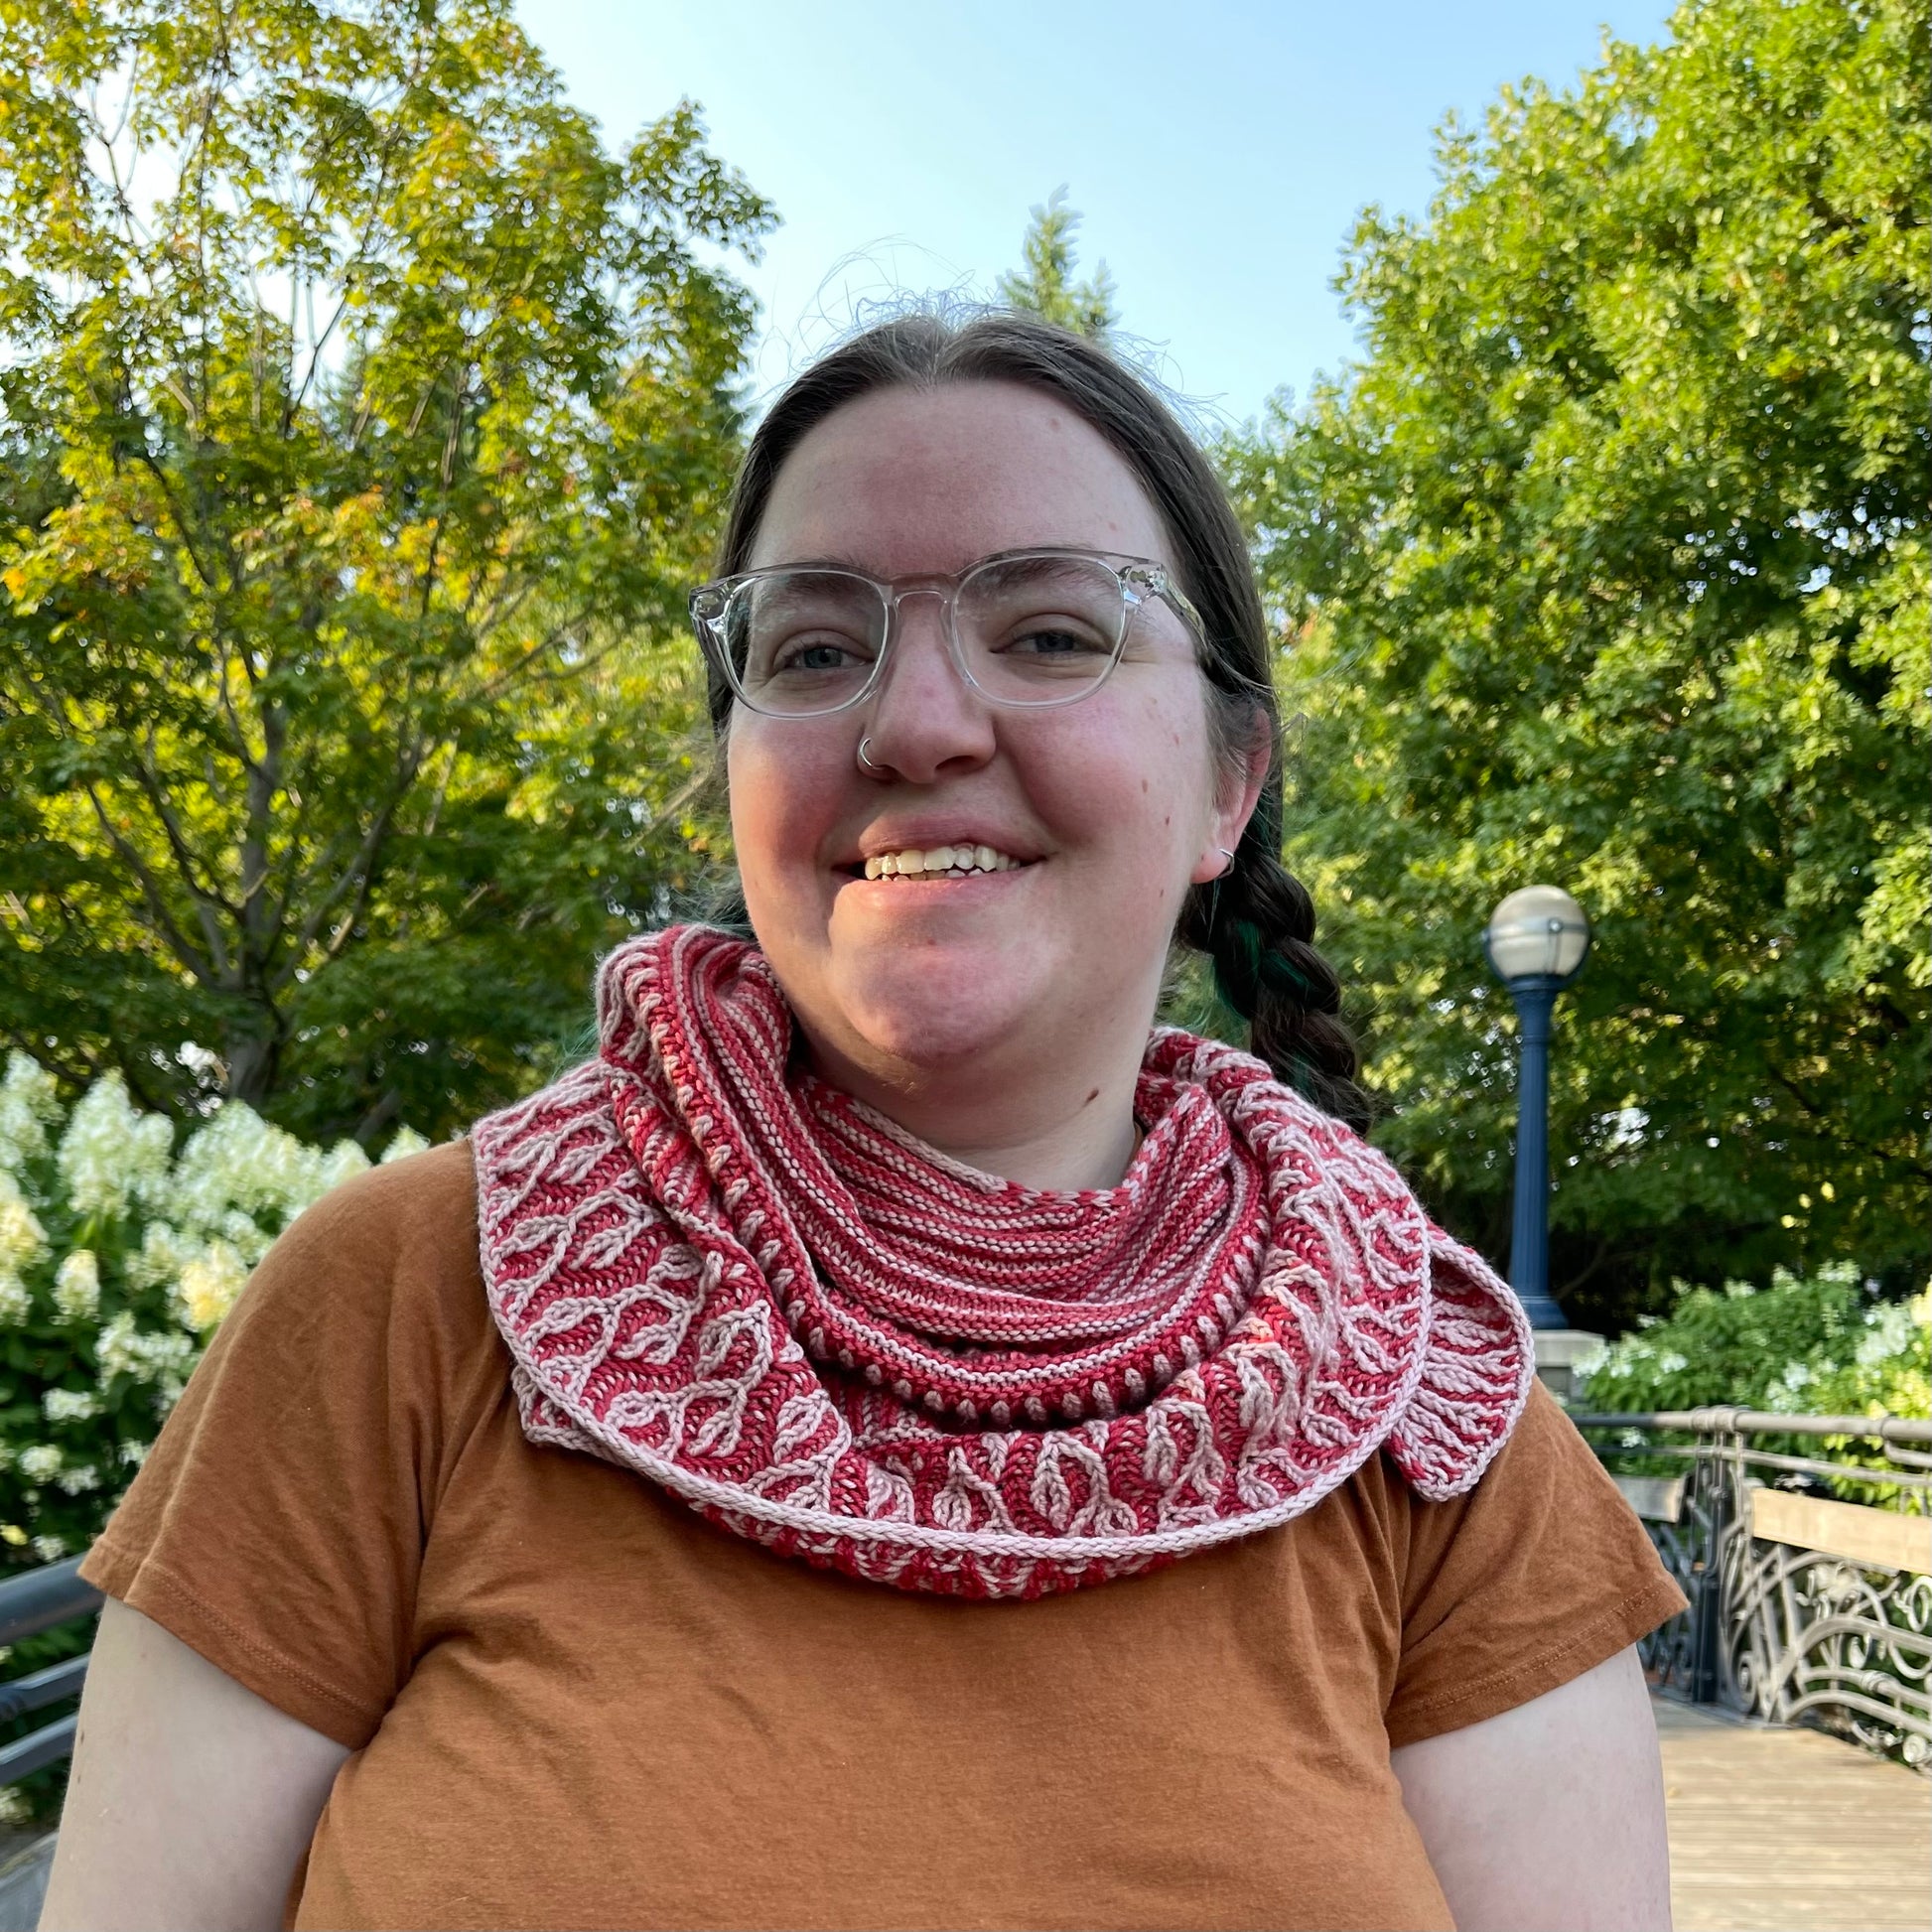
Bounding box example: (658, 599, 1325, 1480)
(853, 844, 1030, 881)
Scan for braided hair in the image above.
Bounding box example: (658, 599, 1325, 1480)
(1173, 787, 1369, 1134)
(713, 308, 1370, 1132)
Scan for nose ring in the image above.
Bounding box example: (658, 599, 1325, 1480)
(858, 736, 883, 775)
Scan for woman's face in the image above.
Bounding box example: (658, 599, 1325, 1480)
(728, 379, 1257, 1101)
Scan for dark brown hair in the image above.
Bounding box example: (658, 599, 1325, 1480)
(709, 309, 1368, 1131)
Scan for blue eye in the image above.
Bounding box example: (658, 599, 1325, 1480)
(1002, 623, 1110, 660)
(787, 642, 860, 672)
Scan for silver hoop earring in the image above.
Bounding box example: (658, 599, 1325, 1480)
(1205, 847, 1240, 930)
(857, 736, 882, 775)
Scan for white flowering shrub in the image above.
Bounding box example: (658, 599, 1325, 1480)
(1575, 1263, 1931, 1478)
(0, 1053, 425, 1569)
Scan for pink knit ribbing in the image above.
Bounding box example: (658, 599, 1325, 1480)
(473, 925, 1533, 1599)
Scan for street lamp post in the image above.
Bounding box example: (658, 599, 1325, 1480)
(1484, 886, 1591, 1331)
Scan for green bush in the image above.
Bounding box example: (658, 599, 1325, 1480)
(1574, 1265, 1930, 1423)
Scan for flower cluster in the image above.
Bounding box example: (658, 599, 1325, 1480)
(0, 1054, 424, 1567)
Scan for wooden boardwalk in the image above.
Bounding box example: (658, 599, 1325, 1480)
(1655, 1695, 1931, 1931)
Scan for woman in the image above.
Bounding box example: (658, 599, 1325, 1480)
(45, 312, 1683, 1932)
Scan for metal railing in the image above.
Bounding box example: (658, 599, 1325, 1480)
(1575, 1408, 1932, 1768)
(0, 1560, 100, 1785)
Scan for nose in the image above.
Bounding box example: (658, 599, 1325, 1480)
(858, 589, 996, 783)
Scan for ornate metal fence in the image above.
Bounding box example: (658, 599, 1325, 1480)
(1574, 1408, 1932, 1769)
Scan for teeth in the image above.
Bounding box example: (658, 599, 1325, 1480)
(862, 845, 1021, 879)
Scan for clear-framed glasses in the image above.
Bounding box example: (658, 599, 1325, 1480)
(687, 547, 1204, 719)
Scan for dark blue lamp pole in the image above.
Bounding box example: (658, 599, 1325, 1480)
(1484, 887, 1591, 1331)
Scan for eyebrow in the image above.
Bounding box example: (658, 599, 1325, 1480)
(745, 546, 1140, 578)
(756, 553, 878, 574)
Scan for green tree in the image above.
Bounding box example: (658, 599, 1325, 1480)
(0, 0, 771, 1144)
(997, 187, 1118, 340)
(1220, 0, 1930, 1330)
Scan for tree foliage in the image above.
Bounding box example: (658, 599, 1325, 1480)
(0, 0, 771, 1144)
(996, 186, 1118, 340)
(1221, 0, 1930, 1328)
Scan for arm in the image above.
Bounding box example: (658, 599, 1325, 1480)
(1391, 1645, 1671, 1932)
(39, 1597, 349, 1932)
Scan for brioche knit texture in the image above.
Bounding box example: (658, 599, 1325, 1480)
(474, 925, 1534, 1598)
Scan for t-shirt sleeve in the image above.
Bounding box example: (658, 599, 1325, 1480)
(78, 1141, 491, 1750)
(1384, 1377, 1688, 1748)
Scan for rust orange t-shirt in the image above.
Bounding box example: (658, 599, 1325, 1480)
(82, 1143, 1684, 1932)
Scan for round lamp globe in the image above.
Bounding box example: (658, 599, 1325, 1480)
(1485, 886, 1590, 986)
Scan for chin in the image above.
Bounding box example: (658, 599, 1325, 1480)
(831, 947, 1041, 1075)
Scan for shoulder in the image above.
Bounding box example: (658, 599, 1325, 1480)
(217, 1138, 495, 1406)
(1303, 1379, 1585, 1574)
(1476, 1376, 1620, 1500)
(245, 1138, 482, 1318)
(271, 1135, 478, 1268)
(128, 1136, 506, 1554)
(1386, 1378, 1686, 1744)
(82, 1142, 493, 1749)
(1401, 1380, 1629, 1561)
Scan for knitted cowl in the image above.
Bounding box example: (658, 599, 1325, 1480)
(474, 924, 1533, 1600)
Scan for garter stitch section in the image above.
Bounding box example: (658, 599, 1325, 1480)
(473, 925, 1534, 1599)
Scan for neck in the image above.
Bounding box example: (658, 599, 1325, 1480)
(798, 1029, 1147, 1192)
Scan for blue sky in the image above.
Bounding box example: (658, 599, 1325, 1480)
(515, 0, 1677, 428)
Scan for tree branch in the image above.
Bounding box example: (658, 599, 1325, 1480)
(120, 729, 237, 901)
(0, 1030, 100, 1095)
(80, 782, 225, 985)
(267, 738, 432, 995)
(236, 699, 283, 969)
(287, 38, 430, 427)
(1761, 1056, 1932, 1181)
(131, 448, 227, 600)
(467, 610, 607, 705)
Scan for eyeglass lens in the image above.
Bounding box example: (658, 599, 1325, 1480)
(718, 554, 1133, 716)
